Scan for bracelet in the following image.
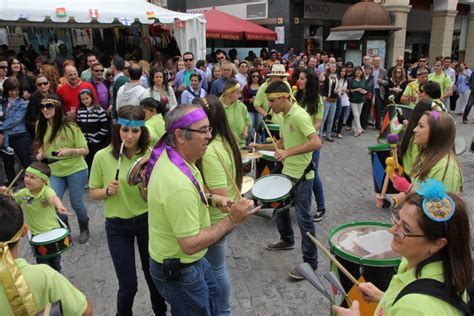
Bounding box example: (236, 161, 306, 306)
(105, 187, 112, 197)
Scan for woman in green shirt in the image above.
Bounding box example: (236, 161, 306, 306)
(34, 95, 90, 244)
(89, 105, 166, 315)
(193, 95, 243, 316)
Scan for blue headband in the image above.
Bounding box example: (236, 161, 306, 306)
(117, 117, 145, 127)
(416, 179, 455, 222)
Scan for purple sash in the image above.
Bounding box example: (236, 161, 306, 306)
(145, 108, 208, 204)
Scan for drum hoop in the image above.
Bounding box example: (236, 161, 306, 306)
(30, 228, 70, 245)
(32, 244, 72, 259)
(368, 143, 391, 152)
(252, 174, 293, 202)
(127, 157, 147, 185)
(328, 221, 401, 266)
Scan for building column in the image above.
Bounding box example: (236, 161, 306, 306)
(464, 14, 474, 67)
(458, 15, 468, 61)
(384, 2, 411, 66)
(428, 10, 457, 62)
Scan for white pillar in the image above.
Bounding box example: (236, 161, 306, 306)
(429, 0, 458, 63)
(384, 1, 412, 67)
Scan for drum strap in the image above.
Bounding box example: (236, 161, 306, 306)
(290, 161, 315, 195)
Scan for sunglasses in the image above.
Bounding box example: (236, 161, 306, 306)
(217, 56, 225, 60)
(107, 74, 114, 77)
(36, 82, 49, 87)
(420, 60, 427, 63)
(252, 75, 260, 78)
(0, 66, 8, 70)
(41, 103, 55, 110)
(183, 58, 193, 62)
(94, 69, 104, 73)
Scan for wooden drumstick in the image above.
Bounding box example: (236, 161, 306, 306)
(6, 169, 24, 191)
(306, 232, 360, 286)
(251, 131, 257, 173)
(262, 121, 279, 152)
(215, 152, 241, 196)
(381, 157, 395, 196)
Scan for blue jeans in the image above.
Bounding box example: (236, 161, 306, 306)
(321, 101, 337, 137)
(150, 257, 220, 316)
(105, 215, 166, 316)
(36, 255, 61, 272)
(247, 111, 263, 144)
(312, 150, 325, 210)
(50, 169, 89, 223)
(205, 236, 231, 316)
(276, 178, 318, 269)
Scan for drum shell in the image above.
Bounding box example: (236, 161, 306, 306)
(242, 157, 251, 174)
(329, 222, 401, 313)
(30, 229, 71, 259)
(368, 144, 398, 194)
(379, 105, 413, 141)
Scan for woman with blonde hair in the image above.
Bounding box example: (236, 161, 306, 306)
(41, 65, 61, 91)
(138, 60, 150, 88)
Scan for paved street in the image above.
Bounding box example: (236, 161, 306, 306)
(13, 116, 474, 316)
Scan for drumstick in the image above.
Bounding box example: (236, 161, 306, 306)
(6, 169, 24, 191)
(215, 152, 241, 196)
(381, 158, 395, 196)
(306, 232, 360, 286)
(115, 141, 124, 180)
(251, 131, 257, 173)
(262, 121, 279, 152)
(60, 211, 76, 216)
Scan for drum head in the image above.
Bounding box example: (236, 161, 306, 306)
(259, 150, 276, 160)
(241, 176, 254, 194)
(31, 228, 69, 243)
(455, 137, 466, 155)
(329, 222, 400, 266)
(252, 175, 292, 202)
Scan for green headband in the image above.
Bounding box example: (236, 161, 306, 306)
(26, 167, 49, 183)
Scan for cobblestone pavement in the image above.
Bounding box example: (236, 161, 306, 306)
(13, 115, 474, 316)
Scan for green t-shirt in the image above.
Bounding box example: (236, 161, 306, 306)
(414, 154, 463, 194)
(201, 136, 238, 224)
(148, 150, 210, 264)
(42, 123, 88, 177)
(89, 146, 149, 219)
(375, 258, 466, 316)
(0, 258, 88, 316)
(402, 139, 419, 177)
(428, 72, 453, 96)
(348, 78, 367, 104)
(402, 81, 420, 109)
(145, 114, 165, 147)
(301, 96, 324, 133)
(184, 70, 193, 87)
(13, 186, 60, 235)
(281, 104, 316, 180)
(223, 100, 251, 149)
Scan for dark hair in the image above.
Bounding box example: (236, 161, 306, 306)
(91, 62, 103, 71)
(29, 162, 51, 177)
(112, 105, 149, 159)
(112, 55, 125, 71)
(196, 60, 206, 69)
(190, 72, 202, 82)
(421, 81, 441, 99)
(295, 69, 320, 116)
(400, 101, 433, 161)
(247, 67, 263, 87)
(34, 94, 71, 152)
(353, 66, 363, 79)
(183, 52, 194, 59)
(265, 80, 291, 94)
(193, 96, 243, 190)
(0, 196, 23, 249)
(128, 65, 142, 81)
(149, 65, 169, 89)
(405, 191, 472, 296)
(78, 88, 97, 109)
(0, 55, 7, 63)
(2, 77, 23, 100)
(140, 97, 167, 116)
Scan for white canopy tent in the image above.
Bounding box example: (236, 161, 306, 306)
(0, 0, 206, 59)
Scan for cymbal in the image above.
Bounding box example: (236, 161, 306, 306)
(240, 149, 262, 159)
(241, 176, 254, 194)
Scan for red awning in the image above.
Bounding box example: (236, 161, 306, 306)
(203, 8, 276, 41)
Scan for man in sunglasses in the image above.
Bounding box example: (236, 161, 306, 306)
(409, 56, 431, 82)
(80, 53, 98, 82)
(174, 52, 208, 102)
(87, 63, 110, 110)
(0, 56, 8, 95)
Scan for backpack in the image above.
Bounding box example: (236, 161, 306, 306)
(393, 278, 473, 315)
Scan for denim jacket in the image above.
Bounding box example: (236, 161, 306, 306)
(0, 97, 28, 136)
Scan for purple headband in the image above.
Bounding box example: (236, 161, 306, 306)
(432, 110, 439, 122)
(144, 107, 209, 205)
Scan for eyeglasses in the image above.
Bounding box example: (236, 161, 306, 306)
(40, 103, 55, 110)
(94, 69, 104, 73)
(390, 210, 426, 240)
(36, 81, 49, 87)
(183, 58, 193, 62)
(181, 127, 213, 134)
(0, 66, 8, 70)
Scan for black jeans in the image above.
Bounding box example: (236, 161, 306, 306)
(360, 99, 372, 130)
(1, 133, 32, 183)
(105, 214, 167, 316)
(36, 255, 62, 272)
(464, 92, 474, 121)
(374, 89, 385, 130)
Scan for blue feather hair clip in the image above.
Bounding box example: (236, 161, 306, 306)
(416, 179, 455, 222)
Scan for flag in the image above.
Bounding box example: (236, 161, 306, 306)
(56, 7, 66, 17)
(120, 17, 132, 26)
(89, 9, 99, 19)
(146, 11, 155, 20)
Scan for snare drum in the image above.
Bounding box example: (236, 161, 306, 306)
(259, 150, 277, 162)
(368, 144, 399, 194)
(251, 174, 294, 211)
(329, 222, 401, 315)
(242, 156, 251, 174)
(30, 228, 71, 259)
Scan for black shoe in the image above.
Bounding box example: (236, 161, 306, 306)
(78, 219, 90, 244)
(326, 136, 334, 142)
(265, 240, 295, 251)
(312, 209, 326, 222)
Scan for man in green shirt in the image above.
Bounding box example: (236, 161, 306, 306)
(146, 105, 258, 315)
(0, 197, 92, 316)
(251, 81, 321, 280)
(401, 67, 429, 109)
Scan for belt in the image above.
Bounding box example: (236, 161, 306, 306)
(106, 212, 148, 224)
(152, 258, 198, 269)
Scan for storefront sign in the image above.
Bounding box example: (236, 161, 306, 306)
(303, 0, 349, 20)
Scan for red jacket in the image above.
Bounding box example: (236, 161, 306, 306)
(56, 81, 98, 114)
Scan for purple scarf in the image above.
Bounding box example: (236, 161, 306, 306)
(145, 107, 208, 204)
